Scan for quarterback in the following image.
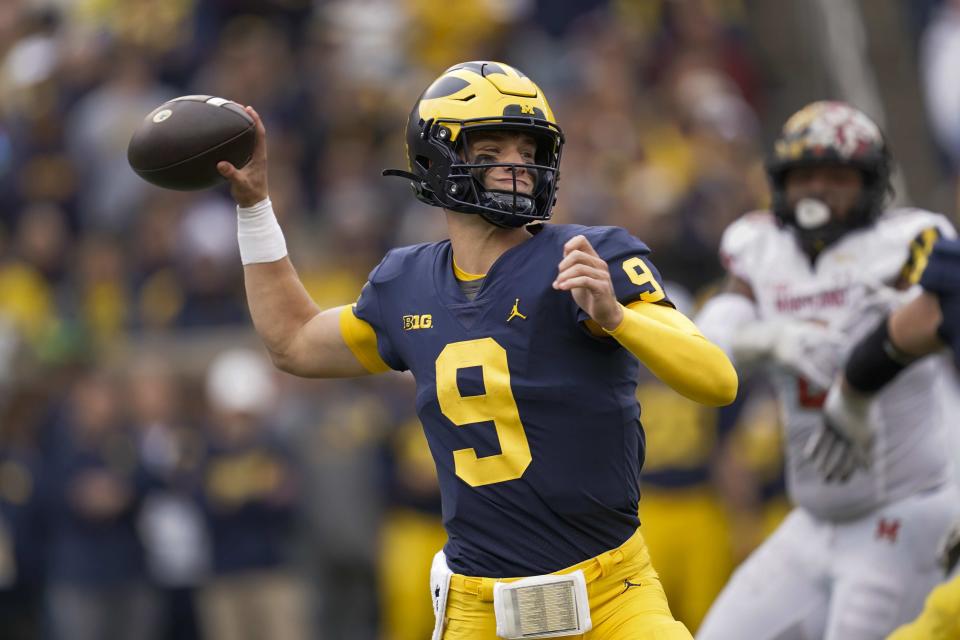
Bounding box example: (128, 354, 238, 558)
(695, 101, 960, 640)
(216, 61, 737, 639)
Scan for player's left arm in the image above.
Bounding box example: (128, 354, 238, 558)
(554, 234, 738, 407)
(835, 234, 959, 400)
(811, 235, 958, 482)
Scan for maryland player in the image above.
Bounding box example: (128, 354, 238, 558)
(695, 101, 960, 639)
(820, 238, 960, 640)
(216, 61, 737, 639)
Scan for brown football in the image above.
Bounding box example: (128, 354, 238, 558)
(127, 95, 255, 191)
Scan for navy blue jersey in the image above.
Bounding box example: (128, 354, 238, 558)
(354, 223, 670, 577)
(920, 238, 960, 365)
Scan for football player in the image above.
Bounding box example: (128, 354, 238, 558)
(216, 61, 737, 639)
(817, 237, 960, 640)
(694, 101, 960, 640)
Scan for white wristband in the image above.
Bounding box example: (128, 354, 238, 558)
(237, 197, 288, 265)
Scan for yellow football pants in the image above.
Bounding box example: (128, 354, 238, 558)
(638, 486, 734, 633)
(440, 528, 692, 639)
(886, 573, 960, 640)
(379, 509, 448, 640)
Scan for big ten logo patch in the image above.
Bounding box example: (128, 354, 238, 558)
(403, 314, 433, 330)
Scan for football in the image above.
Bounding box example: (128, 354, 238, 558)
(127, 95, 255, 191)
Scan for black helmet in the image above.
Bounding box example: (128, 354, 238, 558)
(767, 101, 892, 255)
(383, 61, 564, 228)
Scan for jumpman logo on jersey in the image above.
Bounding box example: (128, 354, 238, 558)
(507, 298, 527, 322)
(620, 579, 642, 595)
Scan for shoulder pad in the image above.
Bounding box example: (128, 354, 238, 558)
(544, 223, 651, 258)
(876, 207, 957, 241)
(574, 225, 652, 258)
(368, 243, 439, 284)
(719, 211, 776, 273)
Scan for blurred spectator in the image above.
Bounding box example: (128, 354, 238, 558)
(66, 47, 174, 233)
(644, 0, 760, 109)
(173, 196, 247, 328)
(283, 376, 395, 640)
(74, 234, 131, 348)
(0, 203, 65, 353)
(70, 0, 197, 56)
(41, 365, 156, 640)
(921, 0, 960, 170)
(191, 15, 297, 109)
(128, 352, 207, 640)
(377, 413, 443, 640)
(0, 388, 47, 640)
(320, 0, 410, 86)
(130, 193, 190, 331)
(195, 348, 309, 640)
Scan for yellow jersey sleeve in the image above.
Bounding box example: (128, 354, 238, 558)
(339, 304, 391, 374)
(887, 573, 960, 640)
(605, 301, 738, 407)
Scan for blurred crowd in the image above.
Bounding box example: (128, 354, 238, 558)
(0, 0, 956, 639)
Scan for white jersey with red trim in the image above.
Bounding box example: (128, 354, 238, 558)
(720, 207, 956, 520)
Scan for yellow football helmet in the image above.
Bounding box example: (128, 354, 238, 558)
(383, 61, 564, 228)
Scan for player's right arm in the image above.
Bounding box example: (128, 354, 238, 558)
(812, 238, 960, 481)
(827, 239, 960, 406)
(242, 260, 378, 377)
(217, 106, 382, 378)
(807, 293, 941, 482)
(887, 292, 944, 356)
(694, 273, 758, 363)
(697, 272, 843, 390)
(696, 214, 845, 389)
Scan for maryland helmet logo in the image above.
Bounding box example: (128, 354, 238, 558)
(766, 100, 892, 253)
(775, 101, 884, 164)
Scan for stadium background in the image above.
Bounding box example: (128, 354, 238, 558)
(0, 0, 958, 638)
